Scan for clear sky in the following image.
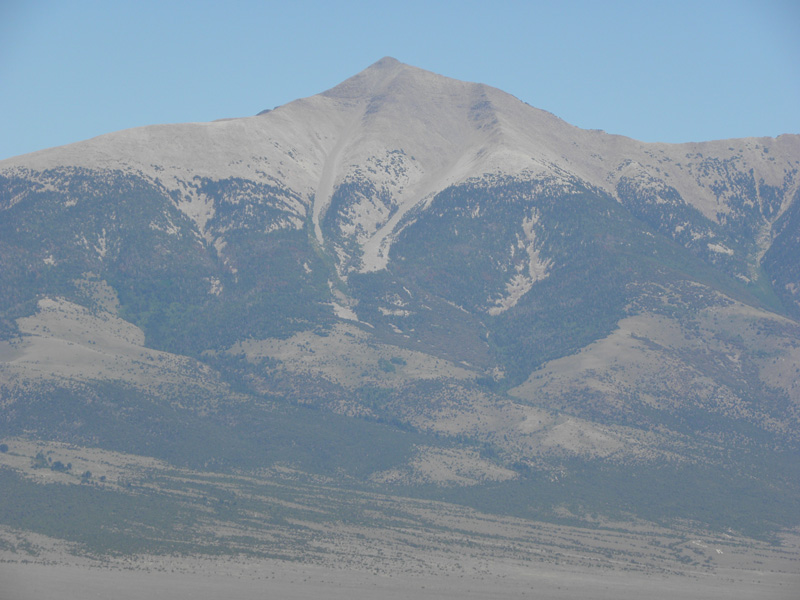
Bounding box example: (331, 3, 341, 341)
(1, 0, 798, 160)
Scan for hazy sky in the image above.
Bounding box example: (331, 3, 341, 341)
(1, 0, 798, 160)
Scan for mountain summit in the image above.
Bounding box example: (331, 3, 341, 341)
(5, 58, 797, 277)
(1, 60, 799, 545)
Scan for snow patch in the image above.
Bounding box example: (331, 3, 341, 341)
(328, 281, 360, 322)
(149, 212, 181, 236)
(707, 242, 733, 255)
(94, 228, 108, 258)
(378, 306, 410, 317)
(488, 210, 552, 315)
(207, 277, 222, 296)
(176, 189, 215, 236)
(331, 302, 359, 321)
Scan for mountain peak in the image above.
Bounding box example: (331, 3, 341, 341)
(371, 56, 402, 68)
(321, 56, 421, 100)
(316, 57, 501, 111)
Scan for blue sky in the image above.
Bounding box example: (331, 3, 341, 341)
(1, 0, 798, 160)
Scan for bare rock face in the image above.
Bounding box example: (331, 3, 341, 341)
(1, 58, 799, 535)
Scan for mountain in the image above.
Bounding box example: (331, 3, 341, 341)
(1, 57, 799, 567)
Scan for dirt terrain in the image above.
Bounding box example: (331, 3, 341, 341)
(1, 534, 798, 600)
(1, 438, 798, 600)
